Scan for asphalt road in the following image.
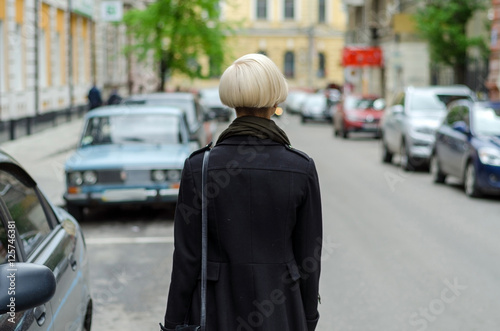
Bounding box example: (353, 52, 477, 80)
(5, 113, 500, 330)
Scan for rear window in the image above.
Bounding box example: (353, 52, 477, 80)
(409, 91, 472, 113)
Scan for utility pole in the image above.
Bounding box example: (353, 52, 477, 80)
(68, 0, 74, 117)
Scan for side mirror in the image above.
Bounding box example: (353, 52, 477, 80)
(203, 111, 216, 122)
(0, 263, 56, 314)
(373, 98, 386, 110)
(392, 104, 404, 115)
(452, 121, 470, 135)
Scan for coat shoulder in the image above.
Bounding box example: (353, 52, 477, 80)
(188, 142, 213, 158)
(284, 145, 311, 161)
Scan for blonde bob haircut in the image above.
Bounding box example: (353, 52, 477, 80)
(219, 54, 288, 110)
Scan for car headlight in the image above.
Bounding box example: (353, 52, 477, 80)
(478, 147, 500, 166)
(69, 172, 83, 186)
(151, 170, 166, 182)
(412, 127, 435, 135)
(167, 170, 181, 181)
(83, 171, 97, 185)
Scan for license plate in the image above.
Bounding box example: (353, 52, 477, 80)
(363, 123, 378, 129)
(102, 188, 148, 202)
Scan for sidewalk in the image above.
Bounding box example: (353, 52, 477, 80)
(0, 118, 85, 207)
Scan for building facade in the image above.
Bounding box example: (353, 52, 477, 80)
(170, 0, 347, 91)
(0, 0, 133, 140)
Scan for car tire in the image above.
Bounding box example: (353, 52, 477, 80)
(400, 140, 415, 171)
(341, 124, 349, 139)
(67, 204, 84, 221)
(301, 116, 307, 123)
(382, 140, 393, 164)
(430, 153, 446, 184)
(83, 300, 93, 331)
(464, 161, 481, 198)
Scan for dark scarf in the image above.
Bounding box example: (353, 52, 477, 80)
(216, 116, 291, 146)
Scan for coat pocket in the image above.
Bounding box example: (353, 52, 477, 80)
(286, 260, 301, 282)
(198, 261, 220, 281)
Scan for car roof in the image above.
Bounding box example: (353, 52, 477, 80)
(125, 92, 196, 101)
(85, 105, 185, 118)
(407, 85, 473, 95)
(0, 150, 36, 187)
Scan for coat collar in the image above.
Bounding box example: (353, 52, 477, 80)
(214, 135, 282, 146)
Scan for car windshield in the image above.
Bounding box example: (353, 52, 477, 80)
(306, 95, 326, 107)
(81, 114, 181, 146)
(200, 89, 220, 101)
(473, 106, 500, 136)
(126, 98, 196, 130)
(344, 96, 378, 110)
(409, 92, 471, 113)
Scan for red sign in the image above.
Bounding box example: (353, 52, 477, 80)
(342, 47, 383, 67)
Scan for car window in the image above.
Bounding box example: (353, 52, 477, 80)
(0, 170, 51, 257)
(0, 225, 8, 264)
(409, 92, 472, 113)
(141, 99, 198, 132)
(446, 105, 470, 126)
(473, 106, 500, 136)
(81, 114, 182, 146)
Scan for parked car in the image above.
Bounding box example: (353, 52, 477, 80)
(0, 150, 92, 330)
(198, 87, 233, 121)
(334, 95, 385, 138)
(431, 100, 500, 197)
(285, 90, 310, 115)
(123, 92, 209, 146)
(300, 93, 333, 123)
(381, 85, 476, 171)
(64, 106, 198, 220)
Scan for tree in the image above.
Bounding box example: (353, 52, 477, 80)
(414, 0, 489, 84)
(123, 0, 233, 91)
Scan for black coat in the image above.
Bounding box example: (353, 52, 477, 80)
(164, 136, 323, 331)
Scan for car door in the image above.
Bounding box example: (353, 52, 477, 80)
(439, 104, 471, 176)
(0, 166, 88, 331)
(0, 169, 54, 331)
(384, 92, 405, 152)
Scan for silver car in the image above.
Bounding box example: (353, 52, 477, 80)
(381, 86, 475, 171)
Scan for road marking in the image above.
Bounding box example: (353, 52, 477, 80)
(86, 236, 175, 245)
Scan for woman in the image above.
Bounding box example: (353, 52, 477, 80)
(163, 54, 323, 330)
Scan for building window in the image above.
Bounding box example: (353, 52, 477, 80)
(54, 32, 61, 86)
(0, 21, 5, 93)
(318, 0, 326, 23)
(14, 24, 23, 91)
(39, 29, 47, 88)
(318, 53, 326, 78)
(284, 0, 294, 20)
(284, 51, 294, 78)
(256, 0, 267, 20)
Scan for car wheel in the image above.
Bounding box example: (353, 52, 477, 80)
(400, 141, 414, 171)
(67, 204, 84, 221)
(301, 116, 307, 123)
(83, 300, 93, 331)
(381, 140, 393, 164)
(464, 161, 481, 198)
(341, 125, 349, 139)
(430, 153, 446, 184)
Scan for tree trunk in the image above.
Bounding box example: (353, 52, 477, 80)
(454, 61, 467, 85)
(158, 55, 167, 92)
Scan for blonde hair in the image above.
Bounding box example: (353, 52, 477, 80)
(219, 54, 288, 109)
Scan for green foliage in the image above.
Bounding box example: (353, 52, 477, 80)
(123, 0, 234, 89)
(413, 0, 488, 67)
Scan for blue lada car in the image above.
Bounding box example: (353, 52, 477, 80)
(64, 105, 198, 220)
(431, 100, 500, 197)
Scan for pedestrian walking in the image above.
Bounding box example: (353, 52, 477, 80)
(161, 53, 323, 331)
(88, 84, 103, 110)
(106, 88, 122, 105)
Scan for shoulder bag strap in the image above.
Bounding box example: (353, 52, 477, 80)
(200, 149, 210, 331)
